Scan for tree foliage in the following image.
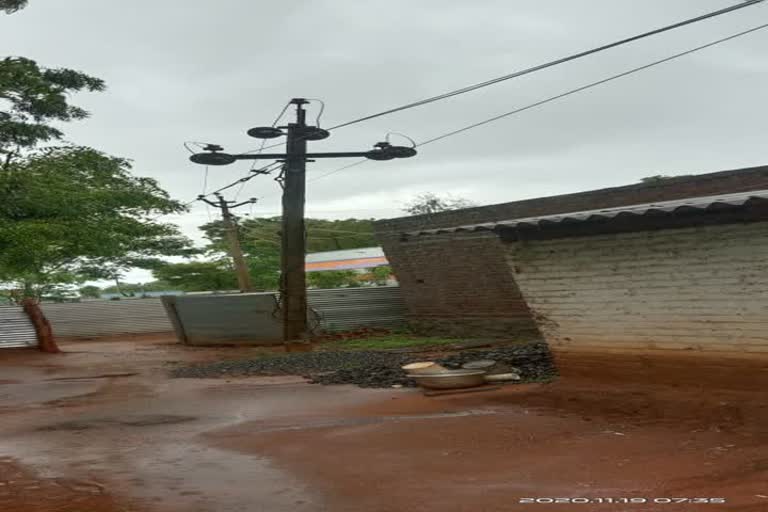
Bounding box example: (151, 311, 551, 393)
(0, 57, 105, 163)
(639, 174, 693, 184)
(153, 261, 238, 292)
(0, 147, 193, 298)
(200, 217, 377, 254)
(0, 17, 192, 301)
(403, 193, 475, 215)
(307, 270, 359, 289)
(154, 217, 379, 291)
(369, 265, 393, 285)
(99, 281, 175, 296)
(78, 285, 102, 299)
(0, 0, 28, 14)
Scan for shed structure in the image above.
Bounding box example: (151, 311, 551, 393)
(403, 190, 768, 387)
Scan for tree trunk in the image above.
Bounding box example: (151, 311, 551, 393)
(21, 298, 60, 353)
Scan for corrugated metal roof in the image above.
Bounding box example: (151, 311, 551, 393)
(406, 190, 768, 236)
(305, 247, 385, 263)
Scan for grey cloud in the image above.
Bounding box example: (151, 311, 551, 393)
(2, 0, 766, 237)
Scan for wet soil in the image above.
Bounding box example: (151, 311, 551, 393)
(2, 338, 768, 511)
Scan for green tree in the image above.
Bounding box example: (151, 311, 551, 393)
(639, 174, 693, 184)
(100, 280, 175, 297)
(194, 216, 377, 291)
(0, 12, 191, 301)
(369, 265, 393, 285)
(0, 147, 193, 299)
(153, 260, 238, 292)
(0, 57, 105, 165)
(78, 285, 102, 299)
(403, 193, 475, 215)
(1, 0, 28, 14)
(215, 216, 377, 253)
(307, 270, 359, 289)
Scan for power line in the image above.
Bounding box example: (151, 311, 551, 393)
(205, 161, 283, 198)
(309, 160, 368, 183)
(234, 101, 293, 200)
(238, 100, 293, 156)
(326, 0, 765, 131)
(417, 22, 768, 148)
(201, 165, 209, 195)
(194, 3, 767, 202)
(247, 0, 765, 159)
(307, 98, 326, 127)
(201, 165, 212, 221)
(301, 21, 768, 185)
(182, 5, 767, 229)
(252, 160, 368, 203)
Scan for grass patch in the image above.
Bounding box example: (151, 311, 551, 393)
(322, 334, 460, 351)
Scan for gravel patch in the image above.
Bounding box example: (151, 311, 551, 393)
(170, 342, 557, 388)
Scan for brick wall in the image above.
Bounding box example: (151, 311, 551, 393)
(374, 165, 768, 338)
(505, 221, 768, 387)
(507, 222, 768, 352)
(386, 233, 539, 337)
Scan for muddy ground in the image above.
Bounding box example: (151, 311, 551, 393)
(1, 338, 767, 512)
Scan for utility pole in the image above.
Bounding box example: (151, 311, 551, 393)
(189, 98, 417, 342)
(282, 99, 309, 341)
(199, 193, 257, 292)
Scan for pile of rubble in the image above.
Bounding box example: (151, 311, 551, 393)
(170, 342, 557, 388)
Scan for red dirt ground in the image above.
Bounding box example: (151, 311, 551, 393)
(2, 338, 768, 512)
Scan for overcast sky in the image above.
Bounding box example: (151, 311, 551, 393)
(3, 0, 767, 281)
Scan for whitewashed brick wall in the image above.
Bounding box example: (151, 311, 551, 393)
(506, 221, 768, 353)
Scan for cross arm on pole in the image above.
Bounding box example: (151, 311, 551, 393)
(231, 198, 258, 209)
(235, 151, 372, 160)
(197, 196, 221, 208)
(190, 151, 373, 164)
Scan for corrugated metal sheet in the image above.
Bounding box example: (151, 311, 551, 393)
(166, 294, 284, 345)
(164, 286, 407, 345)
(308, 286, 406, 331)
(407, 190, 768, 236)
(0, 306, 38, 348)
(42, 287, 407, 341)
(42, 298, 173, 338)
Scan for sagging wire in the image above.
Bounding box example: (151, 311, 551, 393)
(207, 161, 283, 197)
(274, 163, 287, 190)
(184, 141, 215, 154)
(307, 98, 326, 127)
(234, 101, 294, 199)
(385, 132, 417, 148)
(224, 1, 768, 157)
(201, 165, 213, 222)
(303, 21, 768, 186)
(416, 22, 768, 148)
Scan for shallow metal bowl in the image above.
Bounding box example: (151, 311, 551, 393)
(407, 370, 487, 390)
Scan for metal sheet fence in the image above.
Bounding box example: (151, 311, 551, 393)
(308, 286, 406, 332)
(38, 286, 406, 340)
(0, 305, 38, 348)
(42, 298, 173, 338)
(164, 293, 283, 346)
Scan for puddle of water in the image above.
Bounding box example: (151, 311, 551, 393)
(128, 443, 320, 512)
(219, 408, 505, 435)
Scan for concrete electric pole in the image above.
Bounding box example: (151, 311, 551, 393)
(281, 99, 309, 341)
(198, 193, 257, 293)
(189, 98, 417, 342)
